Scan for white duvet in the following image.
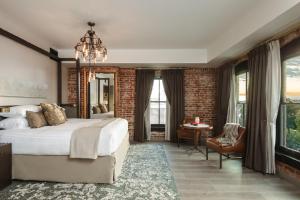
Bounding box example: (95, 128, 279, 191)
(0, 118, 128, 156)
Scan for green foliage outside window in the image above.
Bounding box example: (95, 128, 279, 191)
(286, 103, 300, 151)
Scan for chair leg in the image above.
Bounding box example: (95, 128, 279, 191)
(219, 153, 222, 169)
(206, 146, 208, 160)
(177, 137, 180, 148)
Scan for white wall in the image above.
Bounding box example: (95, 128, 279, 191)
(0, 35, 57, 105)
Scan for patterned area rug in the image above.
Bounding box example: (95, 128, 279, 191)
(0, 144, 179, 200)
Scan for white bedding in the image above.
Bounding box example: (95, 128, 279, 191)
(0, 118, 128, 156)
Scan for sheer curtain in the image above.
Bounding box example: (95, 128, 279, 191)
(226, 66, 238, 123)
(165, 101, 171, 141)
(144, 104, 151, 141)
(265, 40, 281, 174)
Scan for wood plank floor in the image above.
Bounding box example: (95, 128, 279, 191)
(163, 143, 300, 200)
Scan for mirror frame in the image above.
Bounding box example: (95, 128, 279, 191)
(81, 66, 119, 119)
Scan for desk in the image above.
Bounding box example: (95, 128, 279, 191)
(0, 143, 12, 190)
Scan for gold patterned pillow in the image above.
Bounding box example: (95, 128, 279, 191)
(40, 103, 66, 126)
(99, 103, 108, 113)
(26, 111, 47, 128)
(92, 106, 101, 114)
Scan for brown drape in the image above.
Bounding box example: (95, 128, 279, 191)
(134, 70, 155, 142)
(245, 45, 268, 172)
(161, 69, 184, 143)
(215, 65, 233, 134)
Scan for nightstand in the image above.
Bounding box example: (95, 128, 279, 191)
(0, 143, 12, 190)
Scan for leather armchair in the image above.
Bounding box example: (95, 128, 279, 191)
(176, 118, 194, 147)
(206, 126, 246, 169)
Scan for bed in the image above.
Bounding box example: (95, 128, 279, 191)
(0, 118, 129, 184)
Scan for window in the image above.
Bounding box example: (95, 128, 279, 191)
(150, 79, 167, 130)
(236, 72, 249, 127)
(280, 56, 300, 153)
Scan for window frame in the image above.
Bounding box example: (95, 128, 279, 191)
(235, 61, 249, 128)
(276, 55, 300, 169)
(150, 78, 166, 131)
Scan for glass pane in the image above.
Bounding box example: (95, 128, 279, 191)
(150, 102, 159, 124)
(237, 103, 246, 127)
(89, 80, 98, 106)
(160, 80, 167, 101)
(160, 102, 166, 124)
(237, 73, 247, 102)
(282, 103, 300, 151)
(150, 80, 159, 101)
(237, 103, 244, 127)
(284, 57, 300, 103)
(282, 56, 300, 152)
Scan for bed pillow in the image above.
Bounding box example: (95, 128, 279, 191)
(40, 103, 66, 126)
(10, 105, 42, 117)
(0, 112, 23, 118)
(26, 111, 48, 128)
(0, 116, 29, 129)
(99, 103, 108, 113)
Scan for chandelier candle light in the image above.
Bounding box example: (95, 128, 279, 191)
(75, 22, 108, 82)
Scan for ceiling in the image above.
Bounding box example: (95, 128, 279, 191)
(0, 0, 258, 49)
(0, 0, 300, 66)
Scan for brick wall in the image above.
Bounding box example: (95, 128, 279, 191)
(116, 68, 136, 140)
(276, 161, 300, 185)
(184, 68, 218, 126)
(67, 67, 217, 140)
(67, 68, 77, 104)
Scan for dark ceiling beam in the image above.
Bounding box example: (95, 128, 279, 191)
(59, 58, 77, 62)
(0, 27, 82, 117)
(0, 27, 59, 61)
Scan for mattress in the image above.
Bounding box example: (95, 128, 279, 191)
(0, 118, 128, 156)
(91, 111, 114, 119)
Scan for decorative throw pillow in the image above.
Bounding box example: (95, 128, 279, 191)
(92, 106, 101, 114)
(40, 103, 66, 126)
(99, 103, 108, 113)
(26, 111, 47, 128)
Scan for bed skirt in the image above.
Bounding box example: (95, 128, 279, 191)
(12, 132, 130, 184)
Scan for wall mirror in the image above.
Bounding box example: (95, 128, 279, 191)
(89, 73, 115, 119)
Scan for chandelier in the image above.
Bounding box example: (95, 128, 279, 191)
(75, 22, 107, 81)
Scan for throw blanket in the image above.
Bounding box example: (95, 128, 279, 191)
(217, 123, 239, 145)
(70, 118, 116, 159)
